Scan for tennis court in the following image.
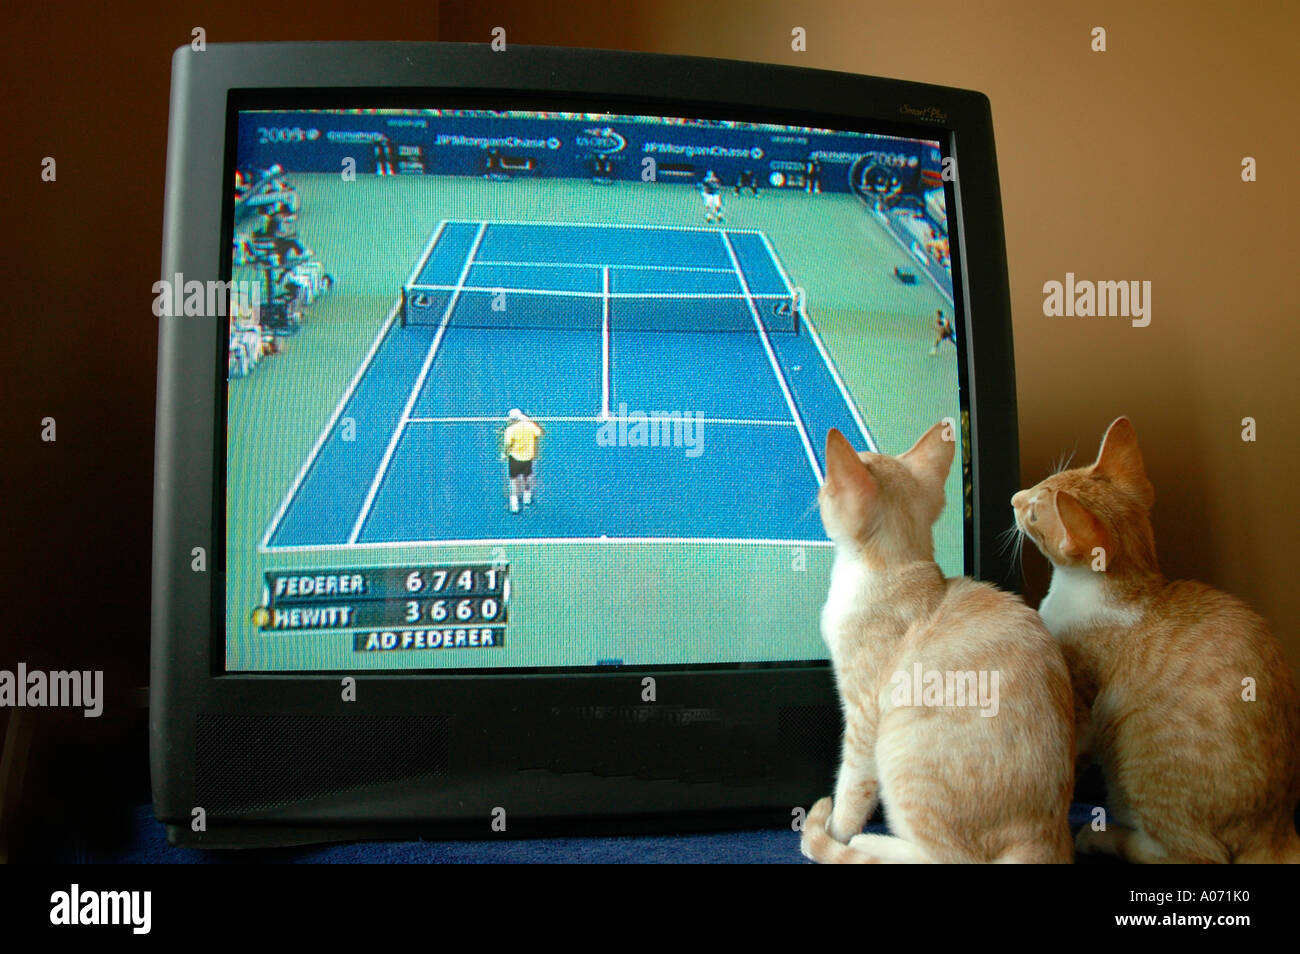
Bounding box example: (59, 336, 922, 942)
(260, 220, 876, 551)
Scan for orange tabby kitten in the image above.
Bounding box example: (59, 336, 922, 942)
(800, 424, 1074, 864)
(1013, 417, 1300, 863)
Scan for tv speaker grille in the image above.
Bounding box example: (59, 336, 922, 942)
(778, 704, 842, 760)
(195, 713, 450, 815)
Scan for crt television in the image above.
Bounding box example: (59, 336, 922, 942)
(151, 42, 1019, 848)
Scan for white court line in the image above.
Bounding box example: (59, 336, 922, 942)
(258, 300, 401, 551)
(405, 415, 796, 426)
(264, 535, 835, 554)
(262, 221, 450, 550)
(441, 217, 763, 235)
(472, 259, 733, 274)
(403, 285, 770, 301)
(756, 230, 880, 453)
(348, 221, 488, 546)
(404, 220, 450, 288)
(720, 230, 824, 485)
(601, 266, 611, 419)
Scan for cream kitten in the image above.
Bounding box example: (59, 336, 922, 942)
(1013, 417, 1300, 863)
(801, 424, 1074, 863)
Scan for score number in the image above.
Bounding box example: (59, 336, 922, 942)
(403, 596, 503, 624)
(402, 567, 507, 625)
(404, 567, 504, 595)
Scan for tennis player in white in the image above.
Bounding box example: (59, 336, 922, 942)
(700, 170, 725, 224)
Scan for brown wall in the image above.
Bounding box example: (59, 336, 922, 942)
(0, 3, 434, 683)
(444, 0, 1300, 675)
(1, 1, 1295, 690)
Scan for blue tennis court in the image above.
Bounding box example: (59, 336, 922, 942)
(261, 220, 877, 550)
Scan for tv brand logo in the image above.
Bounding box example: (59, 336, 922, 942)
(1042, 273, 1152, 327)
(50, 884, 151, 934)
(596, 404, 705, 458)
(152, 273, 261, 320)
(899, 104, 948, 123)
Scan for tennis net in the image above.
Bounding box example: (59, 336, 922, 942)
(399, 286, 800, 334)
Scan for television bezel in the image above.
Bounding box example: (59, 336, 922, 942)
(152, 41, 1019, 847)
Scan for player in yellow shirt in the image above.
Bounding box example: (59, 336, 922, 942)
(502, 408, 543, 513)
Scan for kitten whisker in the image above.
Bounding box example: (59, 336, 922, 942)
(1050, 444, 1079, 476)
(996, 519, 1028, 585)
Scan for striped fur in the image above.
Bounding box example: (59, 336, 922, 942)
(1013, 417, 1300, 863)
(805, 424, 1075, 865)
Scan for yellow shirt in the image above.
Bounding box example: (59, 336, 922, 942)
(504, 419, 542, 461)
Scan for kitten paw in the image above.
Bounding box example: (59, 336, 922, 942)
(800, 797, 834, 860)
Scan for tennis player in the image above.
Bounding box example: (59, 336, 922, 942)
(502, 409, 543, 512)
(929, 309, 956, 355)
(700, 170, 724, 224)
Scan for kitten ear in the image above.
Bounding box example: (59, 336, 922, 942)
(1053, 490, 1108, 562)
(900, 421, 956, 488)
(1093, 417, 1155, 507)
(824, 428, 877, 501)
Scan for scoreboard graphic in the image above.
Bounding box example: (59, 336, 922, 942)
(252, 563, 509, 654)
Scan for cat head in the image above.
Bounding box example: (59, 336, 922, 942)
(1012, 417, 1158, 575)
(820, 423, 954, 566)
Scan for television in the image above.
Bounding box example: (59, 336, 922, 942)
(151, 42, 1019, 848)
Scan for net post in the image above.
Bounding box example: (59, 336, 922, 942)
(399, 285, 408, 328)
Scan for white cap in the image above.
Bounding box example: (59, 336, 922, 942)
(508, 409, 523, 421)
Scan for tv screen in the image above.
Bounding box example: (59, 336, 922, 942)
(223, 105, 966, 674)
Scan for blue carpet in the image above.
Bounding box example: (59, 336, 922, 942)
(85, 803, 1102, 863)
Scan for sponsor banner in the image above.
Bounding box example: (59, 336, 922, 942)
(236, 110, 941, 193)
